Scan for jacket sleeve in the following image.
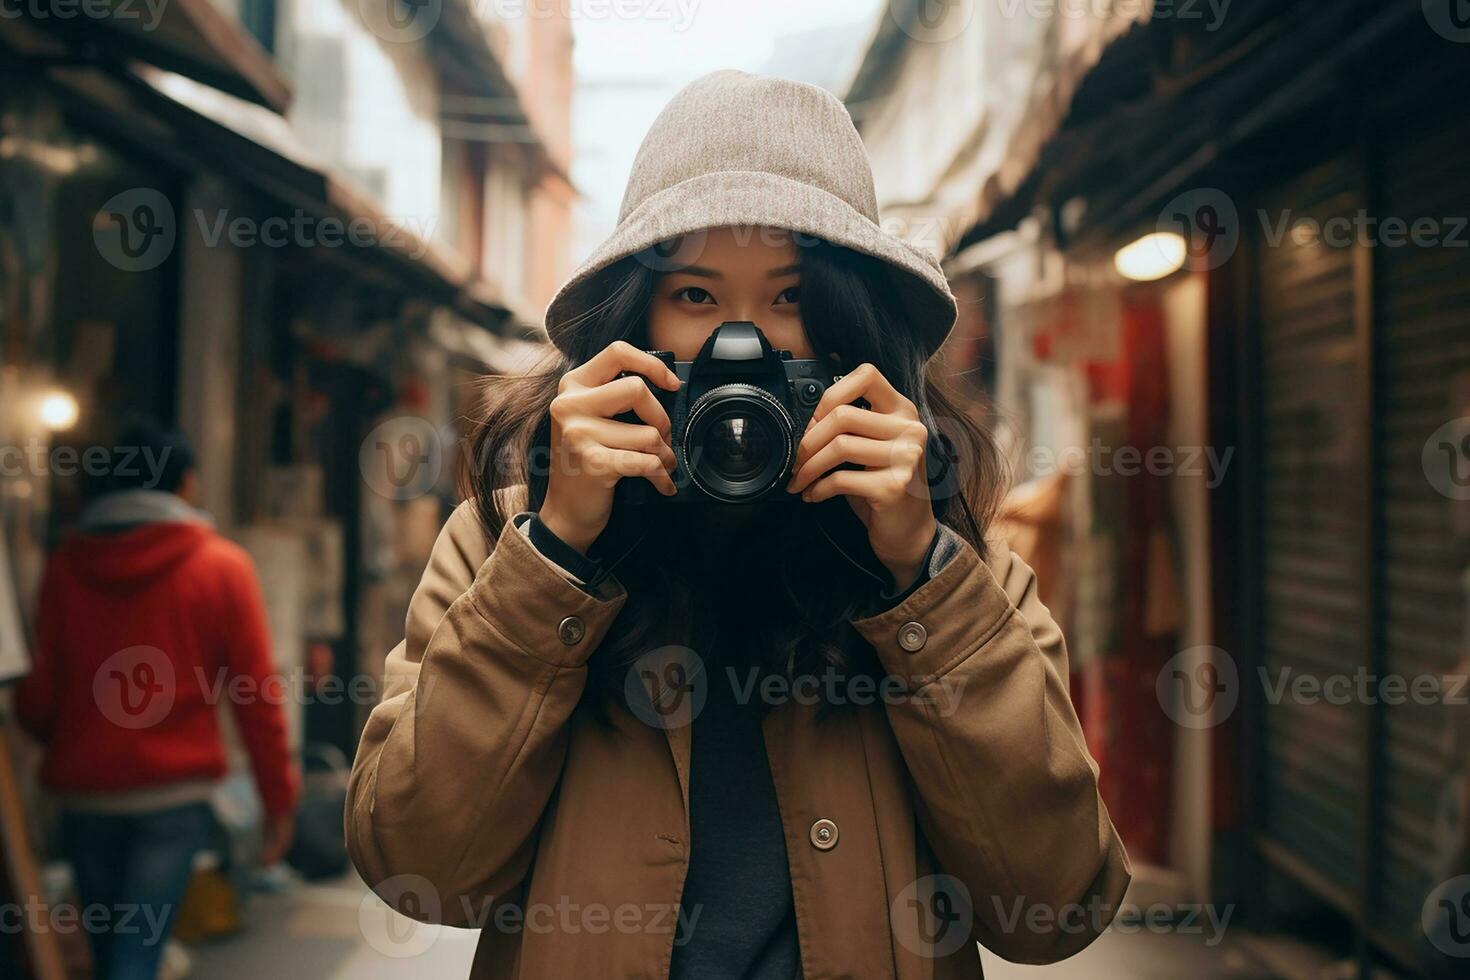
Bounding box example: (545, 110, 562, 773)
(345, 500, 628, 927)
(850, 525, 1132, 964)
(216, 545, 301, 820)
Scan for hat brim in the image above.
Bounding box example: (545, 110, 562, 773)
(544, 169, 958, 360)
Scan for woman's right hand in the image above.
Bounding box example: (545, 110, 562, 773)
(538, 341, 682, 554)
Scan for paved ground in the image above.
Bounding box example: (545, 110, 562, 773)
(979, 928, 1281, 980)
(187, 870, 1319, 979)
(186, 871, 479, 979)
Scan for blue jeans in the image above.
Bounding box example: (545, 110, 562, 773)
(60, 802, 215, 980)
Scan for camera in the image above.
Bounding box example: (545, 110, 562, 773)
(613, 321, 862, 506)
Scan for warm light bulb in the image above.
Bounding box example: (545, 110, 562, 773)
(1115, 232, 1188, 282)
(38, 390, 79, 430)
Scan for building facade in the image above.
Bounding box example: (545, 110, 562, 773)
(0, 3, 573, 972)
(849, 2, 1470, 976)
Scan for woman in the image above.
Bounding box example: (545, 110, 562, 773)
(346, 70, 1130, 979)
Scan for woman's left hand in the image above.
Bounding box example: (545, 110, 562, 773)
(786, 362, 938, 591)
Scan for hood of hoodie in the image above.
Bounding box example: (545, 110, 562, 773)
(63, 490, 216, 590)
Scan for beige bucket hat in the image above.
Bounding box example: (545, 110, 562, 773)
(543, 69, 958, 360)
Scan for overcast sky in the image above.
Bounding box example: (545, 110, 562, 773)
(569, 0, 884, 260)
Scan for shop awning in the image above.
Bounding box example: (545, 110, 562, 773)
(9, 0, 291, 113)
(430, 314, 550, 375)
(844, 3, 1152, 256)
(433, 0, 569, 185)
(949, 0, 1421, 251)
(951, 9, 1150, 245)
(124, 64, 524, 328)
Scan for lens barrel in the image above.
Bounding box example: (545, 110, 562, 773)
(681, 383, 796, 503)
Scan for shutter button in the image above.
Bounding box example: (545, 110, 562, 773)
(557, 616, 586, 646)
(897, 621, 927, 652)
(809, 818, 839, 851)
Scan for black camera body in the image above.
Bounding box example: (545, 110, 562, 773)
(614, 321, 859, 506)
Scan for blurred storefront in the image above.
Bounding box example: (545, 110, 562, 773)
(847, 0, 1203, 893)
(850, 1, 1470, 976)
(0, 3, 566, 975)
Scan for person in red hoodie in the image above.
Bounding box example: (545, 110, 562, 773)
(15, 420, 299, 980)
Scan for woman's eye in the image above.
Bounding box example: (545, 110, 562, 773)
(776, 285, 801, 304)
(675, 286, 715, 305)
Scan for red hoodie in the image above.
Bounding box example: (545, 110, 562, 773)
(14, 519, 299, 818)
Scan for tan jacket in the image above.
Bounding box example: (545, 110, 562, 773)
(346, 485, 1130, 978)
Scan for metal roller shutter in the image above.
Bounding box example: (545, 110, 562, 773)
(1372, 104, 1470, 949)
(1255, 155, 1371, 904)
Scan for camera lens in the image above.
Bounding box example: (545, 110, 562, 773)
(683, 384, 795, 503)
(706, 413, 772, 481)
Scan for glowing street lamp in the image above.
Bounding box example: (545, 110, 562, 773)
(37, 389, 79, 431)
(1114, 232, 1188, 282)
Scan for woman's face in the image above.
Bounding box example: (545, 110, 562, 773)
(646, 225, 816, 361)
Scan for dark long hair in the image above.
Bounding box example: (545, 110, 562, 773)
(461, 238, 1007, 711)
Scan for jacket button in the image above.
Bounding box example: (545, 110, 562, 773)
(557, 616, 586, 646)
(897, 621, 927, 652)
(809, 818, 839, 851)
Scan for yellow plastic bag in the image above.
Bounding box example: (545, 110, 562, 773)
(171, 868, 240, 942)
